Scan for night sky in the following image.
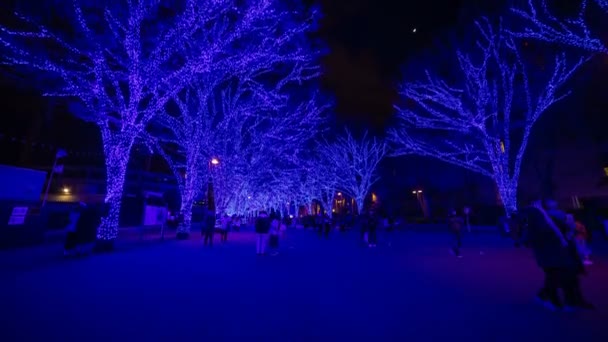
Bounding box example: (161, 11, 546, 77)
(315, 0, 507, 132)
(0, 0, 507, 142)
(0, 0, 604, 164)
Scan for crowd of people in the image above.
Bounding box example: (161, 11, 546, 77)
(447, 198, 598, 312)
(63, 197, 601, 312)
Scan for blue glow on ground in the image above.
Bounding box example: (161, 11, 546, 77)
(1, 230, 607, 340)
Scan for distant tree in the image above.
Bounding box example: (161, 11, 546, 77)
(388, 18, 582, 217)
(323, 130, 386, 214)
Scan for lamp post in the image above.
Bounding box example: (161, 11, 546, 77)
(42, 148, 67, 207)
(207, 158, 219, 214)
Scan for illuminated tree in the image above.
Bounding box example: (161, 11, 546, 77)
(0, 0, 320, 245)
(295, 167, 317, 215)
(153, 77, 257, 236)
(511, 0, 608, 53)
(388, 19, 582, 217)
(323, 130, 386, 214)
(312, 159, 340, 217)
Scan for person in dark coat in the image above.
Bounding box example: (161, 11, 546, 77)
(447, 210, 464, 257)
(523, 200, 568, 309)
(255, 211, 271, 255)
(544, 200, 595, 310)
(367, 210, 378, 247)
(359, 211, 369, 245)
(314, 213, 323, 236)
(203, 209, 216, 246)
(63, 204, 81, 257)
(524, 199, 595, 310)
(323, 214, 331, 238)
(75, 202, 102, 255)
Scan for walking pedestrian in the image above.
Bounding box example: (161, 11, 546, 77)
(367, 210, 378, 247)
(323, 214, 331, 239)
(203, 209, 215, 246)
(448, 209, 464, 257)
(220, 214, 230, 243)
(255, 211, 270, 255)
(269, 215, 280, 256)
(63, 204, 81, 257)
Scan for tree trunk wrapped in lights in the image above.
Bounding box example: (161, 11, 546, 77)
(388, 18, 583, 217)
(1, 0, 322, 246)
(322, 130, 386, 215)
(511, 0, 608, 54)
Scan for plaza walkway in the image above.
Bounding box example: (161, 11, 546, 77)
(1, 229, 607, 341)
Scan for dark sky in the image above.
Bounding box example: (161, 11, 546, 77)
(3, 0, 593, 159)
(316, 0, 508, 132)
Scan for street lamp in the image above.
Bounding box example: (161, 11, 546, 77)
(207, 158, 219, 214)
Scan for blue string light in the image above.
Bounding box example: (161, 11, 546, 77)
(511, 0, 608, 54)
(389, 18, 583, 217)
(0, 0, 323, 242)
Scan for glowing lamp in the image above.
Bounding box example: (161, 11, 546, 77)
(63, 187, 70, 194)
(337, 192, 342, 196)
(412, 191, 417, 194)
(211, 158, 219, 165)
(417, 190, 422, 194)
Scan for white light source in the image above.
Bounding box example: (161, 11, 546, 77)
(211, 158, 219, 165)
(412, 191, 417, 194)
(412, 28, 417, 33)
(417, 190, 422, 194)
(63, 187, 70, 194)
(337, 192, 342, 196)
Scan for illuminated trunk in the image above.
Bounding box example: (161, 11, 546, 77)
(177, 159, 201, 238)
(96, 132, 134, 246)
(496, 179, 518, 219)
(355, 196, 364, 215)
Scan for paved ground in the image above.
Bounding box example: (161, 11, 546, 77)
(1, 228, 607, 341)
